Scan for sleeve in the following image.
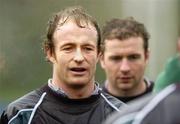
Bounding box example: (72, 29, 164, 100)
(154, 54, 180, 93)
(0, 111, 9, 124)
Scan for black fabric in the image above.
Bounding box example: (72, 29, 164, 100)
(140, 83, 180, 124)
(101, 80, 154, 103)
(103, 83, 180, 124)
(1, 84, 124, 124)
(103, 93, 154, 124)
(33, 85, 106, 124)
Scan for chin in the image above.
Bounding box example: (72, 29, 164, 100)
(119, 85, 132, 91)
(69, 78, 88, 86)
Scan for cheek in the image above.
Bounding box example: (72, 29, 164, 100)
(88, 57, 98, 75)
(133, 63, 146, 74)
(102, 59, 117, 72)
(103, 57, 116, 67)
(105, 65, 118, 76)
(56, 52, 72, 61)
(55, 56, 70, 71)
(87, 53, 98, 63)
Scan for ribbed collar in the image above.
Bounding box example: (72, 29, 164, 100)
(48, 78, 100, 98)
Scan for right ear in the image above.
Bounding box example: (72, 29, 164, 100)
(46, 49, 56, 63)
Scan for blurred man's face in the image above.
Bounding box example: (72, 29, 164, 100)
(100, 37, 149, 94)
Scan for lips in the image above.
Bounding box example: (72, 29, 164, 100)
(118, 76, 132, 82)
(69, 67, 87, 75)
(70, 67, 86, 72)
(121, 77, 131, 80)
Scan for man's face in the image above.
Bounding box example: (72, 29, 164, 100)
(47, 20, 98, 88)
(100, 37, 149, 92)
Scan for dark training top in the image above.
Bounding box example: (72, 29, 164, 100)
(102, 78, 154, 103)
(134, 83, 180, 124)
(0, 83, 125, 124)
(104, 84, 180, 124)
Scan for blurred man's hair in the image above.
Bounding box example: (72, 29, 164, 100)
(102, 17, 150, 53)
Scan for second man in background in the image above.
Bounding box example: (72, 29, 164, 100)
(100, 18, 154, 103)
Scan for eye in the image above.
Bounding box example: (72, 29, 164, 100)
(128, 54, 141, 61)
(85, 47, 93, 51)
(109, 56, 122, 62)
(63, 46, 71, 50)
(61, 45, 74, 52)
(83, 45, 95, 52)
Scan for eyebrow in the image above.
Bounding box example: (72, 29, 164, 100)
(109, 55, 122, 59)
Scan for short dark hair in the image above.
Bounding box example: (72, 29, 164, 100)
(101, 17, 150, 53)
(43, 6, 101, 56)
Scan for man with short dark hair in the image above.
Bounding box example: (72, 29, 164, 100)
(100, 18, 154, 103)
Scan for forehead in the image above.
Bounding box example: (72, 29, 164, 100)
(104, 37, 144, 54)
(53, 20, 97, 44)
(55, 20, 97, 35)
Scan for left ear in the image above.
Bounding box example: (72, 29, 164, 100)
(46, 49, 56, 63)
(96, 52, 101, 63)
(99, 52, 106, 69)
(145, 48, 150, 63)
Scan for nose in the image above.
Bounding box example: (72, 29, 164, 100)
(73, 48, 84, 62)
(120, 59, 130, 72)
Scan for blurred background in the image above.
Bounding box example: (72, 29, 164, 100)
(0, 0, 180, 113)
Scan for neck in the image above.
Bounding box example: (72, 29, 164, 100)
(107, 79, 146, 97)
(52, 78, 95, 99)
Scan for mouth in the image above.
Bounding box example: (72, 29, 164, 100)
(121, 77, 131, 80)
(119, 77, 132, 82)
(69, 67, 87, 75)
